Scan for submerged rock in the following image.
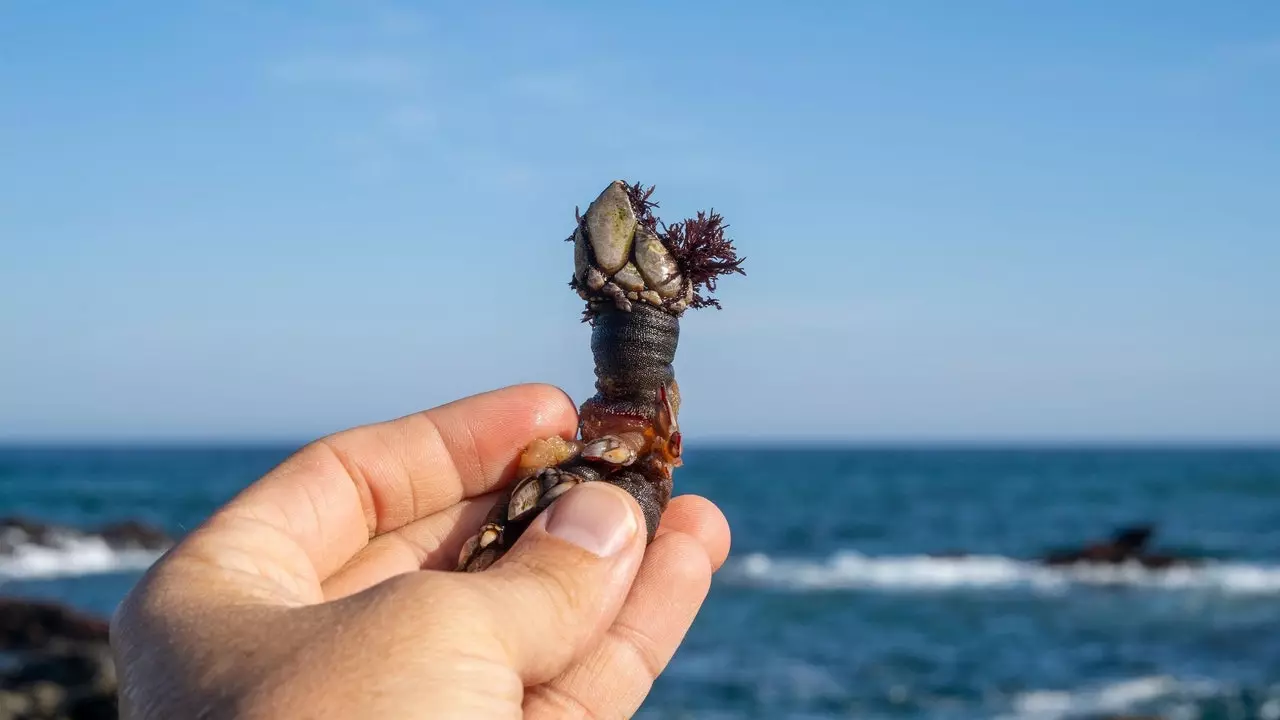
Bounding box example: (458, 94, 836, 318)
(1038, 524, 1203, 569)
(927, 525, 1205, 571)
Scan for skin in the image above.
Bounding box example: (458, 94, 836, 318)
(109, 383, 732, 719)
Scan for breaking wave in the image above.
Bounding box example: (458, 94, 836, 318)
(998, 675, 1280, 720)
(0, 535, 164, 581)
(723, 551, 1280, 594)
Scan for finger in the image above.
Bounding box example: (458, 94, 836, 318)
(523, 530, 717, 719)
(654, 494, 732, 571)
(523, 502, 727, 717)
(189, 383, 578, 593)
(322, 492, 731, 601)
(319, 492, 501, 600)
(463, 482, 647, 686)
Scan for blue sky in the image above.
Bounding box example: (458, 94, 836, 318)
(2, 2, 1278, 443)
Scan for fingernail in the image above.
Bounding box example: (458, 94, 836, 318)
(543, 483, 637, 557)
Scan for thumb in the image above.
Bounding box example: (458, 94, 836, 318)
(464, 480, 647, 684)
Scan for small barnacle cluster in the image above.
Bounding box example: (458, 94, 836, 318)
(568, 181, 745, 320)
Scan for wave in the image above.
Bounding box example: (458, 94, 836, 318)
(1001, 676, 1182, 720)
(997, 675, 1280, 720)
(0, 536, 164, 581)
(722, 551, 1280, 594)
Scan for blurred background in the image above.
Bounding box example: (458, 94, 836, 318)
(2, 2, 1278, 718)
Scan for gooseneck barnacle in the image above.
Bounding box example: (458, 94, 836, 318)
(456, 180, 745, 572)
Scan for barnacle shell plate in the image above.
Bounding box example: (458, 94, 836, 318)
(612, 262, 646, 292)
(633, 225, 684, 298)
(584, 181, 636, 274)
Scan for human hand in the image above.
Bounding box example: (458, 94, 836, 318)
(109, 384, 731, 719)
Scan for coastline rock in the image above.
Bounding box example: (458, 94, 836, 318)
(0, 599, 109, 652)
(926, 525, 1204, 571)
(0, 519, 57, 554)
(0, 599, 118, 720)
(3, 645, 115, 694)
(0, 518, 168, 719)
(1039, 524, 1202, 569)
(0, 517, 172, 557)
(96, 521, 171, 551)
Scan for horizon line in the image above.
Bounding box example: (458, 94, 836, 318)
(2, 436, 1278, 451)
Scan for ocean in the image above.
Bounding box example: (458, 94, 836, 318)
(3, 445, 1280, 719)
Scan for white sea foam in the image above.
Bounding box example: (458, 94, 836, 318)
(994, 674, 1257, 720)
(1003, 675, 1181, 719)
(0, 535, 164, 581)
(724, 551, 1280, 594)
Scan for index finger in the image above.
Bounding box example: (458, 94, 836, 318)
(204, 383, 578, 585)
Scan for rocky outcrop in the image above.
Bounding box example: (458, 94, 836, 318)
(0, 519, 58, 555)
(1039, 524, 1202, 569)
(94, 521, 171, 552)
(0, 599, 109, 652)
(0, 599, 118, 720)
(0, 518, 172, 718)
(0, 517, 172, 556)
(926, 525, 1204, 570)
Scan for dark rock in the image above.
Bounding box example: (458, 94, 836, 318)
(0, 516, 172, 558)
(0, 518, 57, 555)
(0, 518, 54, 539)
(4, 646, 114, 693)
(0, 600, 119, 719)
(95, 521, 171, 551)
(64, 691, 119, 720)
(0, 599, 108, 652)
(1122, 553, 1191, 570)
(1039, 524, 1202, 569)
(0, 691, 34, 718)
(0, 646, 117, 718)
(23, 681, 66, 716)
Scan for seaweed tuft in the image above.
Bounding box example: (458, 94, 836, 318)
(623, 181, 660, 231)
(661, 209, 746, 310)
(624, 181, 746, 310)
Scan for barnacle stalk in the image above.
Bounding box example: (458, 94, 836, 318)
(456, 180, 745, 572)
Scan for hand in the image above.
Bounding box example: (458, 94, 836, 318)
(109, 384, 731, 719)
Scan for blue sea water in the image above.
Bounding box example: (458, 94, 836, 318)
(3, 445, 1280, 719)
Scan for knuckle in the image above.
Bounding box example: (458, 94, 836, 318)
(492, 550, 590, 633)
(609, 621, 668, 681)
(525, 682, 601, 720)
